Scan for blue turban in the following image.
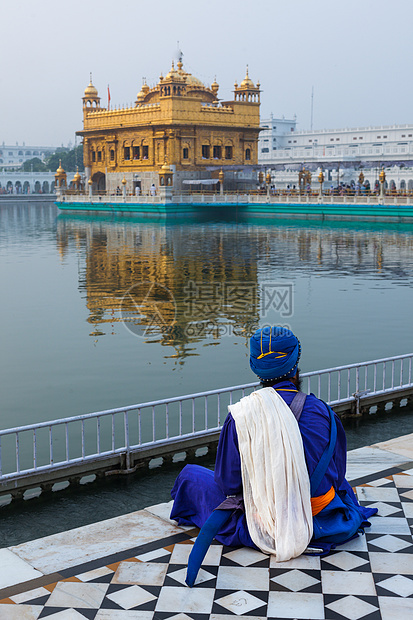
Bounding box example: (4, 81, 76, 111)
(250, 326, 301, 380)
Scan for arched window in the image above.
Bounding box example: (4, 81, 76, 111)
(245, 148, 251, 161)
(213, 145, 222, 159)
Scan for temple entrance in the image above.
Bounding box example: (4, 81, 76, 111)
(92, 172, 106, 191)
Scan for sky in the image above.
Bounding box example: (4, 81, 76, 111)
(1, 0, 412, 147)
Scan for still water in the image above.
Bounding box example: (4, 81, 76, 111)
(1, 201, 413, 544)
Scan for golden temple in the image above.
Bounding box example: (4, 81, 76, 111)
(76, 53, 261, 195)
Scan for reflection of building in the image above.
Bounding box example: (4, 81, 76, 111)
(56, 218, 261, 361)
(76, 51, 261, 195)
(259, 116, 413, 191)
(57, 216, 413, 360)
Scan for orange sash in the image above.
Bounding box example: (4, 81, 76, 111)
(311, 485, 335, 516)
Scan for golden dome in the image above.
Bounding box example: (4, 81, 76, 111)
(211, 77, 219, 93)
(185, 73, 204, 88)
(161, 161, 172, 172)
(137, 80, 150, 102)
(84, 75, 98, 97)
(240, 67, 255, 89)
(73, 167, 81, 182)
(56, 159, 65, 174)
(165, 61, 185, 82)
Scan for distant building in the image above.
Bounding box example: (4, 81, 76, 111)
(76, 54, 261, 194)
(259, 116, 413, 190)
(0, 143, 56, 170)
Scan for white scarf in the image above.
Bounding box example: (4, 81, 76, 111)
(229, 387, 312, 560)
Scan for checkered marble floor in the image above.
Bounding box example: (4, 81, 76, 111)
(1, 436, 413, 619)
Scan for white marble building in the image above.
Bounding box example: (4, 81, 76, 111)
(258, 115, 413, 191)
(0, 143, 56, 170)
(0, 170, 78, 194)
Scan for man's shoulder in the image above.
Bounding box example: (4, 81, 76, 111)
(302, 392, 330, 416)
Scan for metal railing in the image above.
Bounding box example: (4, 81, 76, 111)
(57, 190, 413, 207)
(0, 354, 412, 485)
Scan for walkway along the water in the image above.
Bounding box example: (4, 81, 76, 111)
(1, 354, 412, 504)
(0, 432, 412, 619)
(57, 189, 413, 222)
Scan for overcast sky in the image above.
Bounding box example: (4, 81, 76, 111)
(1, 0, 412, 147)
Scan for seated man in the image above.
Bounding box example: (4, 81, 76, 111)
(171, 326, 377, 557)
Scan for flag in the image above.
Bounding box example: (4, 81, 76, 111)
(107, 85, 111, 110)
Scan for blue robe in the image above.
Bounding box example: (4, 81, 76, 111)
(170, 380, 376, 553)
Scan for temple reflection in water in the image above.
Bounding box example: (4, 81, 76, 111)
(56, 215, 413, 363)
(56, 216, 262, 362)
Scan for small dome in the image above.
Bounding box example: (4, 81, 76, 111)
(240, 67, 255, 89)
(73, 167, 81, 182)
(137, 80, 150, 102)
(211, 77, 219, 93)
(161, 161, 172, 172)
(165, 61, 185, 82)
(84, 78, 98, 97)
(56, 160, 65, 174)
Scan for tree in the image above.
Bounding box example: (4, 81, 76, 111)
(46, 145, 84, 172)
(22, 157, 48, 172)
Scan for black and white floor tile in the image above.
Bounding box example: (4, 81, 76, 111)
(1, 470, 413, 619)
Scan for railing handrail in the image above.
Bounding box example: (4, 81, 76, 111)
(1, 353, 412, 438)
(0, 381, 259, 437)
(302, 352, 413, 376)
(1, 352, 412, 488)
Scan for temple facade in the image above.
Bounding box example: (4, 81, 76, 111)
(77, 56, 261, 195)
